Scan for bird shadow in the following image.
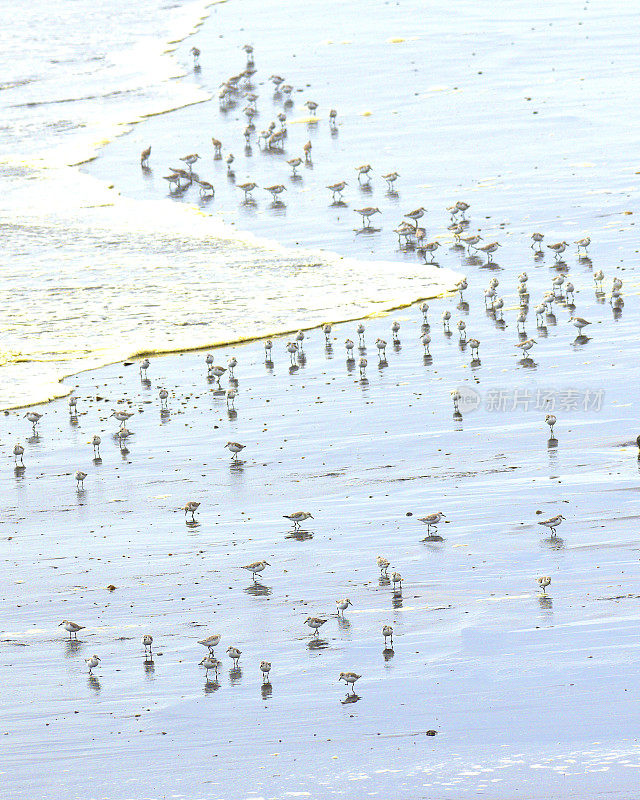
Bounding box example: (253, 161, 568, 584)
(572, 335, 591, 347)
(65, 639, 84, 657)
(421, 534, 444, 543)
(355, 226, 381, 235)
(261, 682, 273, 699)
(541, 535, 565, 551)
(88, 675, 101, 694)
(244, 582, 271, 597)
(307, 637, 329, 651)
(547, 437, 558, 449)
(330, 200, 347, 208)
(229, 667, 243, 685)
(337, 616, 351, 631)
(383, 647, 395, 660)
(538, 595, 553, 610)
(341, 692, 361, 704)
(285, 528, 314, 541)
(204, 679, 221, 694)
(517, 357, 537, 369)
(392, 591, 403, 609)
(379, 575, 391, 587)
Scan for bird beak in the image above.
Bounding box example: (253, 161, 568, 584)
(309, 515, 314, 519)
(265, 562, 270, 566)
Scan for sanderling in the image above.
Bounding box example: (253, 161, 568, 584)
(442, 310, 451, 332)
(552, 275, 565, 295)
(547, 241, 568, 259)
(265, 340, 273, 359)
(457, 320, 466, 341)
(594, 270, 604, 290)
(355, 164, 372, 183)
(324, 323, 332, 342)
(382, 625, 394, 647)
(190, 47, 200, 67)
(478, 242, 501, 262)
(571, 316, 591, 334)
(565, 282, 575, 303)
(238, 181, 257, 201)
(198, 634, 221, 652)
(421, 333, 431, 355)
(225, 442, 245, 460)
(327, 181, 347, 201)
(354, 207, 380, 227)
(200, 655, 220, 680)
(420, 302, 429, 323)
(24, 411, 42, 432)
(329, 108, 337, 127)
(157, 389, 169, 411)
(535, 304, 546, 323)
(515, 338, 536, 355)
(391, 571, 403, 589)
(210, 366, 226, 384)
(139, 358, 150, 378)
(226, 154, 235, 173)
(454, 200, 470, 218)
(241, 560, 270, 581)
(421, 241, 441, 261)
(468, 338, 480, 358)
(451, 390, 462, 413)
(183, 501, 200, 521)
(265, 184, 286, 201)
(304, 617, 327, 636)
(538, 514, 565, 535)
(143, 635, 153, 656)
(226, 387, 237, 409)
(456, 278, 467, 298)
(197, 179, 215, 198)
(286, 341, 299, 363)
(69, 396, 78, 415)
(13, 444, 24, 465)
(519, 272, 528, 283)
(377, 556, 390, 574)
(405, 207, 426, 228)
(575, 237, 591, 255)
(180, 153, 200, 172)
(75, 471, 87, 489)
(537, 576, 551, 594)
(391, 321, 400, 342)
(270, 74, 284, 88)
(376, 338, 387, 359)
(227, 356, 237, 378)
(545, 414, 556, 438)
(303, 141, 312, 161)
(304, 100, 318, 116)
(345, 339, 355, 358)
(283, 511, 314, 529)
(336, 598, 352, 615)
(140, 146, 151, 167)
(493, 297, 504, 320)
(59, 620, 84, 639)
(359, 357, 367, 378)
(419, 511, 446, 532)
(287, 157, 303, 176)
(85, 655, 100, 674)
(531, 232, 544, 250)
(357, 323, 366, 347)
(518, 285, 529, 306)
(339, 672, 361, 693)
(111, 410, 133, 428)
(382, 171, 399, 190)
(260, 661, 272, 682)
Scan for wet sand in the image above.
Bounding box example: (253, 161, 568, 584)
(2, 268, 640, 798)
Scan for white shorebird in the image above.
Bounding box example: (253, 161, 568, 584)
(571, 316, 591, 334)
(226, 387, 237, 409)
(457, 320, 466, 341)
(283, 511, 314, 529)
(537, 576, 551, 594)
(183, 501, 200, 521)
(455, 277, 467, 298)
(190, 47, 200, 67)
(227, 356, 237, 378)
(227, 646, 242, 667)
(565, 281, 575, 303)
(531, 232, 544, 251)
(420, 302, 429, 322)
(265, 339, 273, 360)
(377, 556, 390, 574)
(421, 241, 441, 261)
(327, 181, 348, 202)
(462, 234, 482, 252)
(547, 241, 568, 259)
(85, 655, 100, 674)
(375, 338, 387, 359)
(13, 444, 24, 465)
(354, 206, 380, 227)
(518, 284, 529, 306)
(139, 358, 150, 377)
(575, 237, 591, 255)
(391, 320, 400, 342)
(260, 660, 272, 682)
(286, 341, 299, 363)
(517, 310, 527, 332)
(382, 625, 394, 647)
(355, 163, 372, 183)
(199, 655, 220, 680)
(535, 304, 546, 323)
(594, 270, 605, 290)
(287, 157, 303, 176)
(442, 310, 451, 332)
(143, 635, 153, 656)
(304, 617, 327, 636)
(421, 333, 431, 355)
(357, 323, 366, 347)
(304, 100, 318, 116)
(405, 207, 426, 228)
(345, 339, 355, 358)
(140, 146, 151, 167)
(359, 357, 367, 378)
(419, 511, 446, 532)
(198, 634, 221, 652)
(538, 514, 565, 536)
(515, 338, 536, 356)
(329, 108, 337, 127)
(75, 471, 87, 489)
(237, 181, 257, 201)
(159, 388, 169, 410)
(24, 411, 42, 432)
(209, 365, 226, 385)
(339, 672, 361, 693)
(478, 242, 501, 262)
(545, 414, 557, 438)
(225, 441, 245, 460)
(336, 598, 352, 615)
(69, 396, 78, 415)
(265, 184, 286, 202)
(59, 620, 84, 639)
(391, 571, 403, 589)
(111, 410, 133, 428)
(382, 171, 399, 190)
(323, 323, 332, 342)
(469, 338, 480, 359)
(241, 560, 270, 581)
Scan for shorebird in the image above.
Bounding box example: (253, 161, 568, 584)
(535, 304, 546, 323)
(419, 511, 446, 532)
(519, 271, 528, 284)
(545, 414, 556, 438)
(143, 635, 153, 656)
(354, 207, 380, 227)
(13, 444, 24, 465)
(226, 154, 235, 173)
(241, 560, 270, 581)
(209, 365, 226, 385)
(211, 138, 222, 158)
(303, 141, 312, 161)
(382, 625, 393, 647)
(462, 234, 482, 252)
(226, 646, 242, 667)
(454, 200, 470, 218)
(304, 617, 327, 636)
(517, 310, 527, 332)
(478, 242, 501, 262)
(345, 339, 355, 358)
(190, 47, 200, 67)
(336, 598, 352, 615)
(75, 470, 87, 489)
(469, 338, 480, 358)
(359, 357, 367, 378)
(110, 410, 133, 428)
(323, 323, 332, 342)
(493, 297, 504, 320)
(327, 181, 347, 201)
(85, 655, 100, 674)
(180, 154, 200, 173)
(355, 163, 372, 183)
(283, 511, 314, 529)
(304, 100, 318, 116)
(270, 74, 284, 88)
(197, 179, 215, 198)
(329, 108, 337, 127)
(140, 146, 151, 167)
(24, 411, 42, 432)
(382, 171, 399, 190)
(339, 672, 361, 693)
(59, 620, 84, 639)
(594, 270, 605, 290)
(571, 316, 591, 334)
(357, 323, 366, 347)
(287, 157, 303, 176)
(198, 634, 221, 652)
(455, 277, 467, 298)
(377, 556, 390, 574)
(183, 501, 200, 521)
(199, 656, 220, 680)
(421, 241, 441, 261)
(265, 184, 286, 201)
(531, 232, 544, 251)
(227, 356, 237, 378)
(265, 340, 273, 359)
(260, 661, 272, 682)
(538, 514, 565, 535)
(375, 338, 387, 359)
(421, 333, 431, 355)
(225, 441, 245, 460)
(515, 338, 536, 355)
(565, 281, 575, 302)
(442, 310, 451, 332)
(159, 388, 169, 409)
(405, 207, 426, 228)
(394, 222, 415, 246)
(286, 341, 299, 363)
(575, 237, 591, 255)
(226, 387, 237, 409)
(391, 321, 400, 342)
(420, 302, 429, 322)
(547, 241, 568, 259)
(391, 571, 403, 589)
(139, 358, 150, 378)
(237, 181, 257, 201)
(518, 284, 529, 306)
(537, 576, 551, 594)
(457, 320, 466, 341)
